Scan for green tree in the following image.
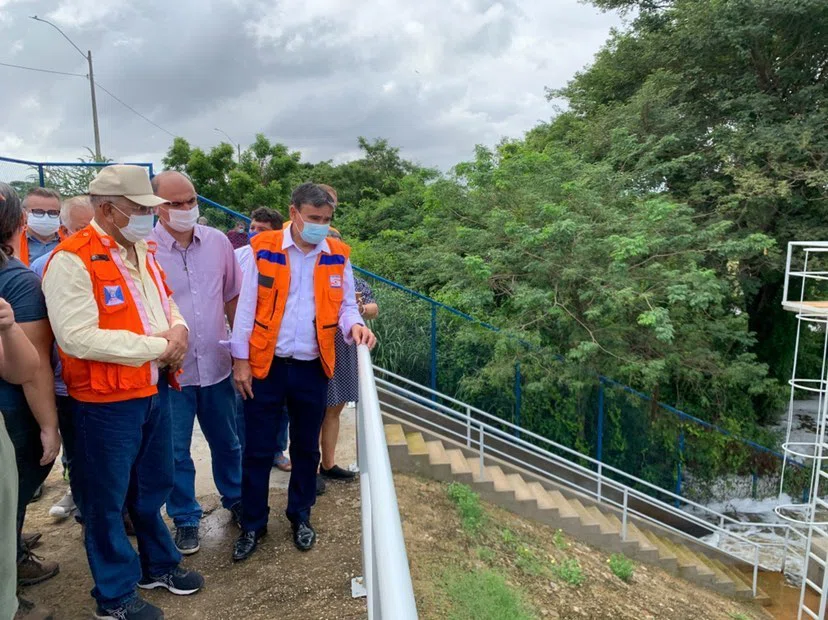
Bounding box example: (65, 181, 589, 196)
(543, 0, 828, 400)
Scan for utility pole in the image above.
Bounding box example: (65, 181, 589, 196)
(214, 128, 241, 162)
(31, 15, 102, 160)
(87, 50, 101, 160)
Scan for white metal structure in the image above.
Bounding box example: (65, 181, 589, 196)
(355, 345, 418, 619)
(779, 241, 828, 620)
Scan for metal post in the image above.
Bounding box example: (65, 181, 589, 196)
(752, 544, 759, 597)
(430, 304, 437, 400)
(465, 405, 472, 448)
(781, 526, 791, 574)
(597, 463, 603, 502)
(87, 51, 102, 160)
(513, 361, 522, 439)
(751, 471, 758, 500)
(675, 429, 685, 507)
(478, 426, 485, 479)
(37, 165, 45, 188)
(148, 163, 155, 179)
(621, 488, 629, 542)
(596, 380, 605, 463)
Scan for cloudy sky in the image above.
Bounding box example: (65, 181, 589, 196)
(0, 0, 622, 173)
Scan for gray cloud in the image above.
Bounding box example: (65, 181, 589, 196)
(0, 0, 622, 171)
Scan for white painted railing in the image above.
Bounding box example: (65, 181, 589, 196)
(374, 365, 804, 599)
(356, 346, 418, 619)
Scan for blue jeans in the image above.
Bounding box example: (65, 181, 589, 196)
(166, 376, 242, 527)
(242, 358, 328, 530)
(235, 391, 289, 459)
(71, 380, 181, 609)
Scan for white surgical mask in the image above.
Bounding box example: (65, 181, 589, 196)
(114, 206, 154, 243)
(27, 212, 60, 238)
(166, 206, 200, 233)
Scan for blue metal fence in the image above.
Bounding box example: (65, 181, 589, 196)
(1, 155, 803, 503)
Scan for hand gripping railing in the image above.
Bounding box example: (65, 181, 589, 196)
(373, 365, 802, 598)
(356, 346, 418, 619)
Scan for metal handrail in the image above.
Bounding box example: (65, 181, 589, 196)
(374, 366, 803, 596)
(375, 366, 789, 532)
(357, 346, 418, 619)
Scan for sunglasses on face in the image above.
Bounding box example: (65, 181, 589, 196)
(30, 209, 60, 219)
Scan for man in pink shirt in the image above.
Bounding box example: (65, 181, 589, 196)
(150, 171, 243, 555)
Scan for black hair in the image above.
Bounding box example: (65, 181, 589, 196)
(0, 183, 23, 268)
(290, 183, 336, 210)
(250, 206, 284, 228)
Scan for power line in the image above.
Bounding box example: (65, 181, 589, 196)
(0, 61, 86, 78)
(0, 59, 178, 139)
(92, 81, 177, 138)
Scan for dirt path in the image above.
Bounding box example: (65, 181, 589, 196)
(19, 408, 366, 620)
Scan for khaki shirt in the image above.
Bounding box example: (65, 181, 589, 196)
(42, 220, 187, 367)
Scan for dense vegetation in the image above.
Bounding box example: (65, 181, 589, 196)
(149, 0, 828, 495)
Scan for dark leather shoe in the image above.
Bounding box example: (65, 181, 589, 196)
(292, 521, 316, 552)
(233, 528, 266, 562)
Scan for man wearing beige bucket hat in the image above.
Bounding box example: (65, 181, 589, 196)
(42, 165, 204, 620)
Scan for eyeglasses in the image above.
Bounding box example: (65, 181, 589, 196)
(109, 203, 154, 217)
(30, 209, 60, 219)
(164, 197, 198, 209)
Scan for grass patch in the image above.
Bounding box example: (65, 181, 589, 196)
(727, 614, 751, 620)
(477, 546, 496, 563)
(446, 483, 485, 535)
(515, 544, 548, 577)
(553, 529, 568, 550)
(551, 558, 585, 586)
(442, 567, 534, 620)
(608, 554, 635, 582)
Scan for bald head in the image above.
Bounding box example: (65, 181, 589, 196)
(151, 170, 195, 196)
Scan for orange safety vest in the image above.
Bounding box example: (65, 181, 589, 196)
(19, 229, 65, 266)
(45, 224, 180, 403)
(248, 228, 350, 379)
(19, 229, 29, 266)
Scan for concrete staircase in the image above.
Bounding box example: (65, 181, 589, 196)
(385, 423, 771, 606)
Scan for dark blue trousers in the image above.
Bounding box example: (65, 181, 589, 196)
(71, 379, 181, 609)
(242, 358, 328, 531)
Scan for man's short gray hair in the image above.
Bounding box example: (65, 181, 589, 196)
(22, 187, 61, 210)
(60, 195, 93, 226)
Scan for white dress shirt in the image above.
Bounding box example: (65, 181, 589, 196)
(230, 225, 363, 360)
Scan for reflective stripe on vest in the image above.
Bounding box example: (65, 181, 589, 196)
(248, 229, 350, 379)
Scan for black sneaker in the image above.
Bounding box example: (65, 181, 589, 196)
(316, 475, 327, 496)
(138, 567, 204, 596)
(320, 464, 356, 481)
(173, 525, 200, 555)
(94, 597, 163, 620)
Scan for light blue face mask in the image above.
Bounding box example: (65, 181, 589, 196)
(297, 214, 330, 245)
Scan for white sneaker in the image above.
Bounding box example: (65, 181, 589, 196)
(49, 489, 77, 519)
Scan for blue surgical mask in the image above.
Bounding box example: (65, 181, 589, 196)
(248, 230, 258, 242)
(297, 214, 330, 245)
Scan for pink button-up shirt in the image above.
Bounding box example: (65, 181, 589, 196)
(151, 223, 242, 387)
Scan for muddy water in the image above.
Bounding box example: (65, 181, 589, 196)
(758, 570, 820, 619)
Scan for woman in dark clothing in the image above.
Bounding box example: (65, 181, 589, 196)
(319, 228, 379, 486)
(0, 182, 61, 588)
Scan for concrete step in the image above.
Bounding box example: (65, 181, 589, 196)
(447, 449, 471, 475)
(656, 535, 715, 584)
(604, 513, 659, 562)
(487, 466, 511, 493)
(507, 474, 535, 502)
(712, 560, 771, 605)
(567, 498, 602, 536)
(405, 431, 428, 456)
(426, 440, 450, 465)
(384, 424, 407, 447)
(586, 505, 620, 535)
